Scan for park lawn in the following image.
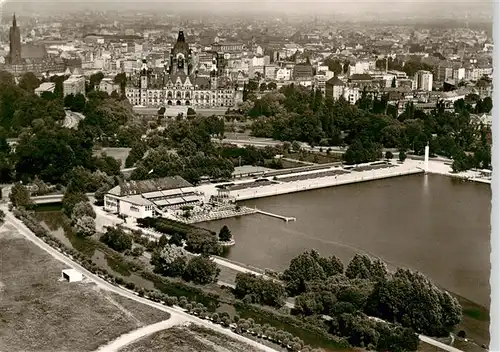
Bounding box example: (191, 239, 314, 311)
(0, 225, 169, 352)
(118, 324, 269, 352)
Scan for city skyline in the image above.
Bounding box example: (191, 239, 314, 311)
(0, 0, 493, 21)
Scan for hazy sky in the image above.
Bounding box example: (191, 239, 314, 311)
(1, 0, 493, 21)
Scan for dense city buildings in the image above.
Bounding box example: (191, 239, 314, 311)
(0, 8, 493, 112)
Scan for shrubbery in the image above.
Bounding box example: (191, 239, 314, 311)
(234, 272, 286, 308)
(100, 226, 132, 252)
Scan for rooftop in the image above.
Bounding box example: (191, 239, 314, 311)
(109, 176, 193, 197)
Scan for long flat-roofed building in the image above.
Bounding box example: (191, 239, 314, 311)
(104, 176, 204, 219)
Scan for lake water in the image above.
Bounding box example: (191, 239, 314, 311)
(200, 174, 491, 308)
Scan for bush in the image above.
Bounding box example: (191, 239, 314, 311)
(131, 246, 144, 257)
(235, 272, 286, 308)
(100, 226, 132, 252)
(183, 255, 220, 285)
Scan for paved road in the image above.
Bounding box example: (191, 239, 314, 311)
(3, 209, 278, 352)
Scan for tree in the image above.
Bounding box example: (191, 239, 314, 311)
(391, 77, 396, 88)
(158, 106, 166, 116)
(131, 246, 144, 256)
(95, 184, 112, 205)
(71, 93, 86, 112)
(260, 83, 267, 91)
(385, 151, 394, 160)
(399, 150, 407, 162)
(150, 244, 188, 277)
(0, 70, 15, 85)
(100, 226, 132, 252)
(18, 72, 40, 93)
(114, 72, 128, 96)
(183, 255, 220, 285)
(89, 71, 104, 91)
(345, 254, 373, 280)
(74, 216, 96, 237)
(185, 232, 222, 255)
(64, 93, 75, 108)
(267, 82, 277, 90)
(158, 234, 169, 248)
(218, 225, 232, 242)
(62, 191, 89, 217)
(187, 107, 196, 117)
(234, 272, 287, 307)
(247, 80, 259, 91)
(0, 209, 5, 224)
(9, 183, 32, 208)
(168, 232, 184, 247)
(365, 268, 462, 336)
(71, 201, 96, 222)
(282, 250, 328, 296)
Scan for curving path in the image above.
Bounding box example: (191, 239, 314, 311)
(94, 318, 187, 352)
(419, 336, 464, 352)
(3, 208, 278, 352)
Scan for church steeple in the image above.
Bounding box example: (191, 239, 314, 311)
(8, 12, 22, 64)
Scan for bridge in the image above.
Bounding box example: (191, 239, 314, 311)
(31, 193, 95, 205)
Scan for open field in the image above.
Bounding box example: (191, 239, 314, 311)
(0, 224, 170, 352)
(118, 323, 272, 352)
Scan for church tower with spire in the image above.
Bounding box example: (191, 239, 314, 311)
(169, 31, 192, 75)
(8, 13, 22, 64)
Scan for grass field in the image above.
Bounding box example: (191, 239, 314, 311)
(118, 323, 268, 352)
(0, 224, 170, 352)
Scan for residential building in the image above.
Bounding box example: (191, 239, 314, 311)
(415, 70, 433, 91)
(343, 86, 361, 104)
(293, 61, 313, 79)
(99, 78, 120, 95)
(325, 76, 345, 100)
(264, 64, 278, 80)
(276, 67, 291, 81)
(63, 75, 85, 97)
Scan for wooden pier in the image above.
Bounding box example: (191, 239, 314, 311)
(255, 209, 296, 222)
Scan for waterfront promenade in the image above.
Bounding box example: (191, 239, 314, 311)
(224, 162, 423, 201)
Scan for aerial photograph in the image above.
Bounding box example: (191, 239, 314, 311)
(0, 0, 493, 351)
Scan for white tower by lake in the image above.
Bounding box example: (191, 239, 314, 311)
(424, 143, 430, 174)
